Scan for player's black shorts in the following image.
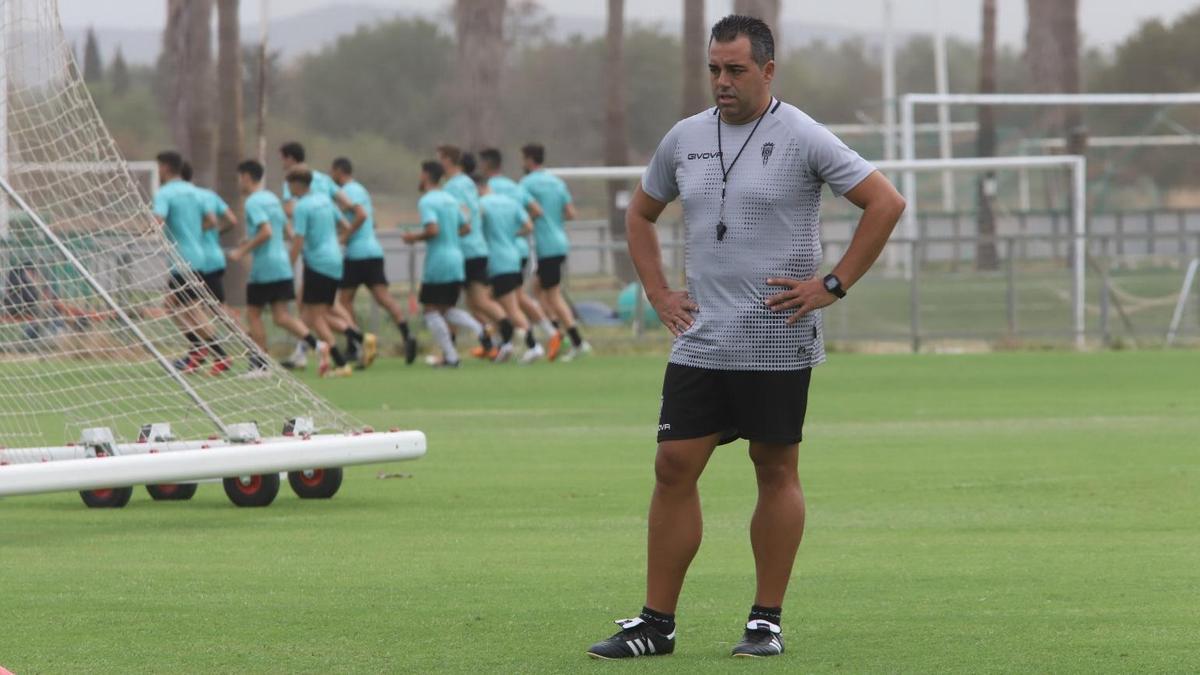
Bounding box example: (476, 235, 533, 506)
(168, 270, 203, 304)
(536, 255, 566, 289)
(657, 363, 812, 446)
(201, 270, 226, 303)
(519, 257, 530, 281)
(490, 273, 523, 298)
(464, 257, 489, 285)
(301, 267, 340, 306)
(246, 279, 295, 308)
(419, 281, 462, 307)
(340, 257, 388, 289)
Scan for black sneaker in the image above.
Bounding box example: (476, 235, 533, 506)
(586, 617, 675, 660)
(731, 620, 784, 658)
(404, 337, 419, 365)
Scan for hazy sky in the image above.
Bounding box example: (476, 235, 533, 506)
(56, 0, 1200, 48)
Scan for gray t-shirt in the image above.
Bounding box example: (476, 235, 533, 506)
(642, 98, 875, 371)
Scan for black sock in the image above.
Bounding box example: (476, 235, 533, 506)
(480, 332, 493, 351)
(249, 354, 269, 370)
(184, 331, 202, 348)
(345, 327, 364, 348)
(329, 346, 347, 367)
(524, 330, 536, 349)
(748, 605, 782, 630)
(551, 320, 561, 330)
(567, 325, 583, 348)
(397, 321, 411, 340)
(639, 606, 675, 636)
(498, 318, 514, 344)
(208, 341, 227, 359)
(303, 333, 318, 349)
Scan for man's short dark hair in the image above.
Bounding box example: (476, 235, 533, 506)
(422, 160, 445, 184)
(521, 143, 545, 165)
(180, 161, 193, 182)
(332, 157, 353, 175)
(710, 14, 775, 66)
(156, 151, 183, 174)
(436, 145, 461, 165)
(479, 148, 502, 170)
(280, 142, 306, 163)
(286, 168, 313, 187)
(460, 152, 477, 175)
(237, 159, 264, 182)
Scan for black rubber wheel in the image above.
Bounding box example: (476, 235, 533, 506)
(222, 473, 280, 507)
(287, 467, 343, 499)
(79, 486, 134, 508)
(146, 483, 198, 501)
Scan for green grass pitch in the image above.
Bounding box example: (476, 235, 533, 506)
(1, 351, 1198, 672)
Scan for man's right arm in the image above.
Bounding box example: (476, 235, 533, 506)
(626, 184, 697, 337)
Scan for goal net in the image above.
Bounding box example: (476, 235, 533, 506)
(0, 0, 355, 449)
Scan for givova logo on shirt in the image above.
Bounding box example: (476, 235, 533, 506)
(687, 151, 723, 160)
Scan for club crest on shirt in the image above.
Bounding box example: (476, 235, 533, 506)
(761, 142, 775, 166)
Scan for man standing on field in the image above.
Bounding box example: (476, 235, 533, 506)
(586, 15, 906, 660)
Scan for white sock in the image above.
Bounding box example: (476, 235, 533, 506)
(424, 312, 458, 363)
(538, 319, 557, 338)
(445, 307, 484, 338)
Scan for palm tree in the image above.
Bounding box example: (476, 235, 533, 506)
(606, 0, 635, 282)
(733, 0, 780, 41)
(681, 0, 707, 117)
(976, 0, 999, 270)
(453, 0, 506, 149)
(1026, 0, 1084, 152)
(163, 0, 215, 185)
(216, 0, 246, 304)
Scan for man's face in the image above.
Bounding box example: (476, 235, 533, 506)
(237, 172, 254, 195)
(157, 162, 171, 182)
(521, 156, 534, 174)
(709, 35, 774, 121)
(288, 180, 309, 197)
(331, 168, 347, 185)
(281, 155, 298, 171)
(437, 153, 454, 173)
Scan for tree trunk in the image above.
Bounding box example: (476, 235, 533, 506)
(605, 0, 635, 284)
(975, 0, 999, 271)
(681, 0, 707, 117)
(453, 0, 506, 150)
(733, 0, 780, 44)
(216, 0, 247, 305)
(164, 0, 216, 184)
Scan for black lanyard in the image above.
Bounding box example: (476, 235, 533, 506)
(715, 100, 771, 241)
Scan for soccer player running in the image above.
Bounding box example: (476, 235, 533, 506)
(181, 162, 236, 312)
(586, 16, 905, 660)
(476, 174, 544, 364)
(437, 145, 505, 358)
(286, 168, 356, 378)
(278, 141, 372, 368)
(330, 157, 418, 366)
(152, 151, 230, 376)
(478, 147, 563, 360)
(403, 160, 487, 368)
(226, 160, 321, 375)
(518, 143, 591, 361)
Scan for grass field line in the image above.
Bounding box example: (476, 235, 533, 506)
(817, 413, 1187, 434)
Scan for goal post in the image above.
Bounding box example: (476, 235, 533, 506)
(0, 0, 424, 505)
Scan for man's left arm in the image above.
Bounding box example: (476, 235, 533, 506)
(766, 171, 905, 324)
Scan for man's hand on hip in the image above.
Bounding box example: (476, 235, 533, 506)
(765, 277, 837, 325)
(649, 288, 699, 337)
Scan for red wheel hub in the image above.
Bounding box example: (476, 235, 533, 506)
(234, 475, 262, 494)
(92, 488, 113, 499)
(298, 469, 324, 487)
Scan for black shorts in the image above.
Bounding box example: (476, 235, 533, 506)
(519, 257, 530, 281)
(536, 255, 566, 289)
(201, 270, 226, 303)
(168, 270, 203, 304)
(301, 267, 340, 306)
(419, 281, 462, 307)
(246, 279, 296, 308)
(340, 257, 388, 289)
(657, 363, 812, 446)
(490, 273, 523, 298)
(464, 257, 489, 285)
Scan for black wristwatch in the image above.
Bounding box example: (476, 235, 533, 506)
(823, 273, 846, 299)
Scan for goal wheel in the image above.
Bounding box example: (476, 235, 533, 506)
(287, 467, 343, 499)
(222, 473, 280, 507)
(146, 483, 198, 501)
(79, 486, 134, 508)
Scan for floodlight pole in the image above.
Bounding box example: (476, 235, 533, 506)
(0, 176, 229, 435)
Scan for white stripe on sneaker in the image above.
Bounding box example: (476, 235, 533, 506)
(646, 638, 656, 654)
(626, 640, 641, 656)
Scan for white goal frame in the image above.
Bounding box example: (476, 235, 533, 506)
(552, 155, 1088, 349)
